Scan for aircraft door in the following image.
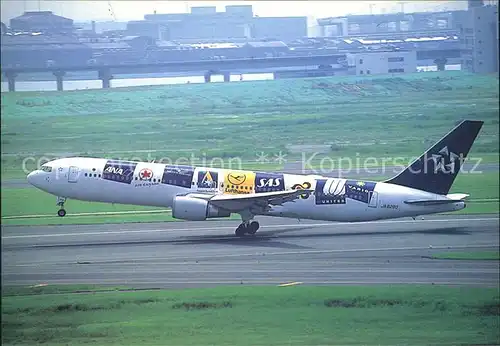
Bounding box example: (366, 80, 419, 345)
(368, 191, 378, 208)
(68, 166, 80, 183)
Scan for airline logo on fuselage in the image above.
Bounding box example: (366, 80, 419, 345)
(224, 171, 255, 194)
(291, 182, 312, 199)
(198, 170, 218, 190)
(102, 160, 137, 184)
(105, 166, 124, 175)
(161, 165, 195, 188)
(255, 172, 285, 193)
(139, 168, 153, 181)
(258, 178, 281, 187)
(227, 173, 246, 186)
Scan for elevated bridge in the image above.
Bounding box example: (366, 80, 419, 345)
(1, 54, 344, 92)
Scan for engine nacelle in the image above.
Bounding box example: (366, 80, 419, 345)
(171, 195, 231, 221)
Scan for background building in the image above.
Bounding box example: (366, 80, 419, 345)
(346, 50, 417, 75)
(9, 11, 74, 34)
(126, 5, 307, 42)
(455, 1, 498, 73)
(317, 11, 461, 38)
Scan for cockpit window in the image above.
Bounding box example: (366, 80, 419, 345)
(41, 165, 52, 172)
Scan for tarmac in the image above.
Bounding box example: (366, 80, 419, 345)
(2, 214, 499, 289)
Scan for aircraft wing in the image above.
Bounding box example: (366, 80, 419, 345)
(186, 189, 313, 213)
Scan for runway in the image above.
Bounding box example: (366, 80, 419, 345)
(2, 214, 499, 288)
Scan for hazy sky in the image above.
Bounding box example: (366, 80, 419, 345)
(1, 1, 469, 24)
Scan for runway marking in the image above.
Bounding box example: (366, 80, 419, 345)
(186, 244, 500, 261)
(2, 217, 498, 239)
(6, 269, 498, 274)
(6, 280, 497, 286)
(29, 283, 48, 288)
(1, 209, 172, 220)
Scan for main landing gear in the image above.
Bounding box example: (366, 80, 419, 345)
(235, 221, 260, 237)
(235, 210, 260, 236)
(57, 197, 66, 217)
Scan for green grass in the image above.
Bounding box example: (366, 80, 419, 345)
(2, 285, 499, 345)
(429, 251, 500, 260)
(2, 71, 499, 180)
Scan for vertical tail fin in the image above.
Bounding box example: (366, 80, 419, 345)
(385, 120, 484, 195)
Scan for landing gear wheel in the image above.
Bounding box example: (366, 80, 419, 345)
(247, 221, 260, 235)
(56, 197, 67, 217)
(234, 221, 260, 236)
(235, 224, 246, 237)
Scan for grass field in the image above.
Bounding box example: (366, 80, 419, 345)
(2, 285, 499, 345)
(429, 251, 500, 260)
(2, 71, 498, 179)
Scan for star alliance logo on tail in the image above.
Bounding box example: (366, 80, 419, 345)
(429, 146, 463, 174)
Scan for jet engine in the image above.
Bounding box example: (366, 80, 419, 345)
(171, 195, 231, 221)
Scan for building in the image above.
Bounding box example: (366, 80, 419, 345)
(318, 11, 463, 38)
(346, 50, 417, 75)
(252, 17, 307, 40)
(455, 2, 498, 73)
(1, 33, 92, 68)
(126, 5, 307, 42)
(9, 11, 74, 34)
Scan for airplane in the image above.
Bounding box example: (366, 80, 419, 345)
(27, 120, 483, 237)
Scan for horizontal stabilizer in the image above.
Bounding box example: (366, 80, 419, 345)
(404, 198, 465, 206)
(446, 193, 469, 200)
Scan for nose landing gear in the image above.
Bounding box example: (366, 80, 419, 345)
(57, 197, 66, 217)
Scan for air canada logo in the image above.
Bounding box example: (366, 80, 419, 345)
(139, 168, 153, 181)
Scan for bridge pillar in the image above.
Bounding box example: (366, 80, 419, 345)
(53, 70, 66, 91)
(223, 72, 230, 82)
(204, 71, 212, 83)
(98, 68, 113, 89)
(4, 71, 17, 92)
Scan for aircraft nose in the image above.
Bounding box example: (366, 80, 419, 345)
(27, 170, 42, 187)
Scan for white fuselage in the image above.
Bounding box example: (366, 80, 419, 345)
(27, 157, 466, 222)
